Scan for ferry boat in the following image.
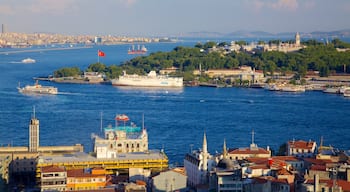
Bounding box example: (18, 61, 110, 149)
(17, 80, 58, 95)
(21, 58, 36, 64)
(111, 70, 183, 87)
(127, 45, 147, 55)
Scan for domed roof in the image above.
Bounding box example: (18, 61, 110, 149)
(217, 158, 234, 170)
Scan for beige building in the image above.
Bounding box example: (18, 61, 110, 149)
(93, 114, 148, 158)
(193, 66, 265, 83)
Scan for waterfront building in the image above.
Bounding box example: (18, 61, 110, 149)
(93, 114, 148, 158)
(227, 130, 271, 160)
(287, 140, 317, 158)
(83, 72, 104, 83)
(193, 66, 265, 84)
(184, 132, 216, 190)
(151, 167, 187, 192)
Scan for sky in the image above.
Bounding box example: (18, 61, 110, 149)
(0, 0, 349, 36)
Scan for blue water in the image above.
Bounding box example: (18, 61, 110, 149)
(0, 40, 350, 165)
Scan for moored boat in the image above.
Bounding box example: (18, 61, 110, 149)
(343, 88, 350, 97)
(17, 80, 58, 95)
(323, 86, 341, 94)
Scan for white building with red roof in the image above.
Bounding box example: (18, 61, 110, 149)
(287, 140, 317, 158)
(227, 130, 271, 160)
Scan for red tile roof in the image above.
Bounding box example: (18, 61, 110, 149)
(67, 169, 105, 178)
(305, 179, 350, 191)
(229, 147, 270, 155)
(41, 165, 65, 173)
(310, 165, 327, 171)
(288, 140, 315, 150)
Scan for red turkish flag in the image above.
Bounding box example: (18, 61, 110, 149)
(98, 50, 105, 57)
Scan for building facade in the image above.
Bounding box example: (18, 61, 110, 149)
(94, 114, 148, 158)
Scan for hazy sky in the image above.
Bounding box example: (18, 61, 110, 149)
(1, 0, 349, 36)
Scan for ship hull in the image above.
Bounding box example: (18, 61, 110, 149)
(112, 78, 183, 87)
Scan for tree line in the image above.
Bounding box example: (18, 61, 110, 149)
(53, 38, 350, 81)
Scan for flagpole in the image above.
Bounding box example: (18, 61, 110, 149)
(97, 50, 100, 63)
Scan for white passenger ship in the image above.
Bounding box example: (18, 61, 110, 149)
(111, 70, 183, 87)
(17, 80, 58, 95)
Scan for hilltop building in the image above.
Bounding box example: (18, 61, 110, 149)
(263, 32, 305, 53)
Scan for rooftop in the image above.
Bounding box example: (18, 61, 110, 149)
(38, 150, 167, 164)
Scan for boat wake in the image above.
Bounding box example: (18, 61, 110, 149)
(57, 92, 83, 96)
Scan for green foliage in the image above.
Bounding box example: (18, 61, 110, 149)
(331, 38, 350, 48)
(54, 67, 81, 77)
(53, 39, 350, 81)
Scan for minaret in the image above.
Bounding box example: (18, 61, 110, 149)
(29, 107, 39, 152)
(250, 129, 258, 150)
(202, 132, 208, 171)
(223, 138, 227, 159)
(295, 32, 300, 46)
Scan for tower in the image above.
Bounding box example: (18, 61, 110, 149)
(29, 107, 39, 152)
(295, 32, 300, 46)
(223, 138, 227, 159)
(202, 132, 208, 171)
(1, 24, 5, 34)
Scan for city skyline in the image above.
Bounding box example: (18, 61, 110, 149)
(0, 0, 350, 36)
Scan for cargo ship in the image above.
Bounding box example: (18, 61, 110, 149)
(111, 71, 183, 87)
(17, 80, 58, 95)
(127, 45, 147, 55)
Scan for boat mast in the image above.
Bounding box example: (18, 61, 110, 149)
(142, 113, 145, 130)
(100, 111, 103, 134)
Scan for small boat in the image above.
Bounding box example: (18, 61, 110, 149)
(21, 58, 36, 64)
(17, 80, 58, 95)
(323, 86, 340, 94)
(343, 88, 350, 97)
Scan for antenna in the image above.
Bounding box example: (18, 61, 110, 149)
(251, 129, 255, 144)
(100, 111, 103, 133)
(33, 106, 36, 119)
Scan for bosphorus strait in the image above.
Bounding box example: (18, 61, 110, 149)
(0, 41, 350, 166)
